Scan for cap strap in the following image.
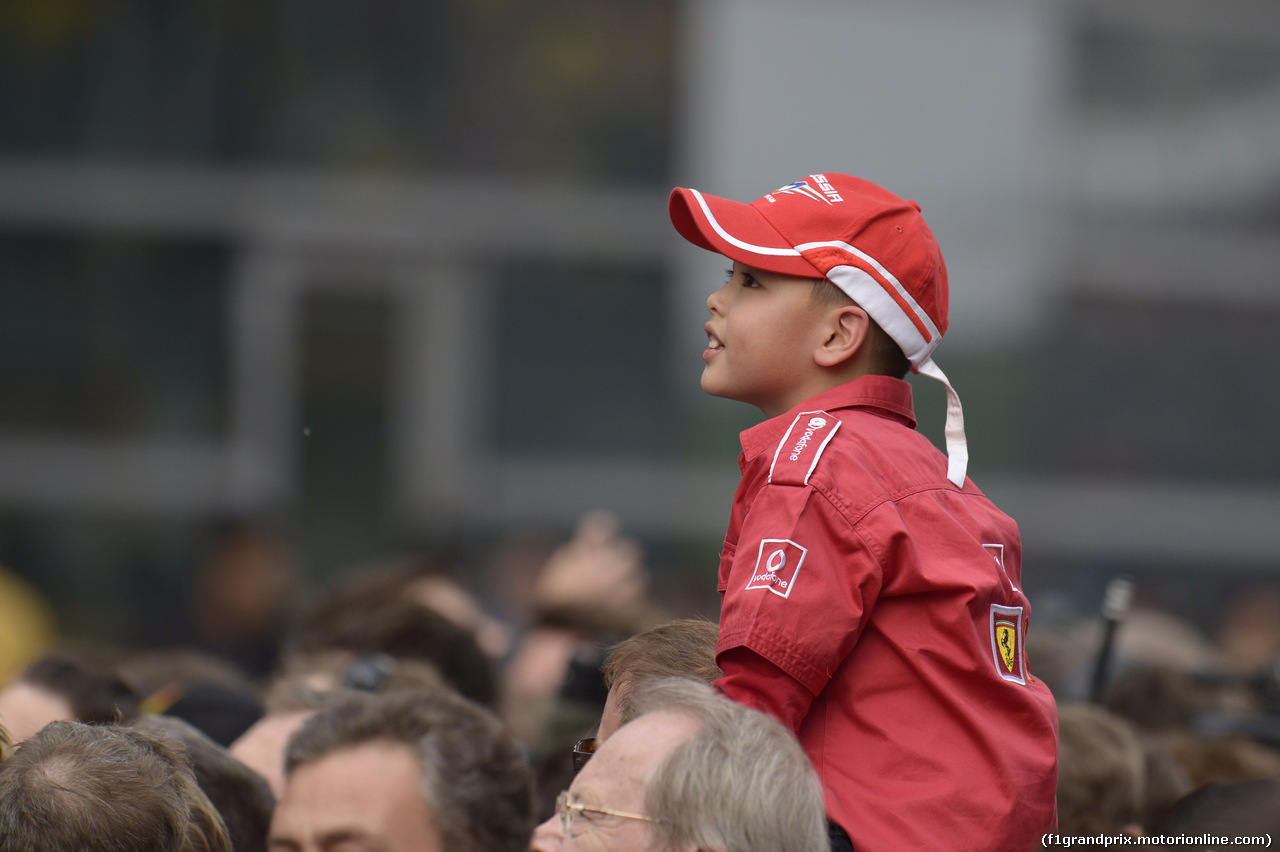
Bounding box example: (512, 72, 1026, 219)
(916, 358, 968, 487)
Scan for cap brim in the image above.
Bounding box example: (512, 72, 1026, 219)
(668, 187, 823, 279)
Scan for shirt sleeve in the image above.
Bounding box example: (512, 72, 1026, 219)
(715, 645, 815, 734)
(716, 480, 884, 698)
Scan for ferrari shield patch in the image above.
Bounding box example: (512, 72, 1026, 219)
(989, 604, 1026, 684)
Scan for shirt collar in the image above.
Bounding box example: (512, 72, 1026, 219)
(739, 375, 917, 462)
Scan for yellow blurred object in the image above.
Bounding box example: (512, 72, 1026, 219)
(0, 566, 57, 684)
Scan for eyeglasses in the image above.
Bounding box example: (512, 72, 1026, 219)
(571, 737, 597, 774)
(555, 790, 658, 837)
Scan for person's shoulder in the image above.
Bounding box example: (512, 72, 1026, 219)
(805, 409, 958, 505)
(764, 409, 843, 488)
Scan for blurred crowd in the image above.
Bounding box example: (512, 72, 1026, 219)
(2, 512, 1280, 851)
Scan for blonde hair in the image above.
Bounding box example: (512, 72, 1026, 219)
(633, 678, 827, 852)
(602, 618, 721, 728)
(1056, 703, 1147, 836)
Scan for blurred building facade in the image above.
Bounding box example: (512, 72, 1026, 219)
(0, 0, 1278, 643)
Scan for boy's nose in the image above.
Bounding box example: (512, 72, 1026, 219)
(706, 282, 728, 314)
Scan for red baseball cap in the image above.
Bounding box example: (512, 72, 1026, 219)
(670, 173, 968, 486)
(669, 172, 949, 368)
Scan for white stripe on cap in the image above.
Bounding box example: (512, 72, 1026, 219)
(824, 261, 966, 487)
(824, 264, 941, 366)
(805, 242, 942, 363)
(690, 189, 802, 258)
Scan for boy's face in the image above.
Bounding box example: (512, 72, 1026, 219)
(702, 262, 830, 418)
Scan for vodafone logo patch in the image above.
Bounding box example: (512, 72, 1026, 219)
(745, 539, 807, 599)
(768, 410, 840, 486)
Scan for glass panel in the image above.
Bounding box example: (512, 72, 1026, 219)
(494, 258, 672, 457)
(0, 232, 230, 437)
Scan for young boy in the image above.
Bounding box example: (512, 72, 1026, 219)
(668, 173, 1058, 852)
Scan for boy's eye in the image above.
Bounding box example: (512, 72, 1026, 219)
(723, 267, 760, 288)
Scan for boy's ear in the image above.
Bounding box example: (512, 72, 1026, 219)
(814, 305, 872, 369)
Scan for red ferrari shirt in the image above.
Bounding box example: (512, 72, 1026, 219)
(714, 376, 1058, 852)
